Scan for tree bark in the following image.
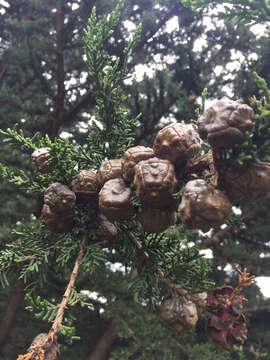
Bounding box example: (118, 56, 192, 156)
(51, 0, 66, 139)
(0, 281, 25, 351)
(86, 320, 116, 360)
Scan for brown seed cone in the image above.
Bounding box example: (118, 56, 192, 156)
(197, 97, 254, 148)
(40, 204, 74, 233)
(72, 170, 100, 200)
(160, 296, 198, 332)
(178, 179, 231, 233)
(98, 159, 123, 185)
(122, 146, 154, 182)
(137, 206, 177, 233)
(99, 178, 135, 221)
(153, 123, 201, 165)
(27, 333, 60, 360)
(134, 157, 178, 208)
(206, 285, 247, 349)
(32, 147, 50, 173)
(220, 162, 270, 202)
(97, 213, 118, 246)
(44, 183, 76, 214)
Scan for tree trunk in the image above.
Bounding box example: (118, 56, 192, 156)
(0, 281, 25, 351)
(87, 320, 116, 360)
(51, 0, 66, 139)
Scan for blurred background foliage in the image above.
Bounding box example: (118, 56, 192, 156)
(1, 0, 270, 359)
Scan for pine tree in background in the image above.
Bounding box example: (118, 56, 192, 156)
(1, 0, 270, 359)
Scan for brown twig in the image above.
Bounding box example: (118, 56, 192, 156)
(119, 225, 149, 261)
(48, 233, 86, 340)
(17, 234, 86, 360)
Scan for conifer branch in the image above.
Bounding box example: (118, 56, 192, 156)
(17, 234, 86, 360)
(48, 233, 86, 340)
(120, 225, 205, 307)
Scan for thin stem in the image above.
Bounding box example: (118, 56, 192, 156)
(17, 234, 86, 360)
(48, 233, 86, 339)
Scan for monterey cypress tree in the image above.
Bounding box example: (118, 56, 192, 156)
(1, 1, 270, 360)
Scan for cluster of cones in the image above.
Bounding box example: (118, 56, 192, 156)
(29, 98, 264, 354)
(32, 97, 270, 239)
(160, 285, 248, 349)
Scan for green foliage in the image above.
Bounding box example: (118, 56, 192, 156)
(108, 300, 180, 360)
(194, 87, 208, 121)
(25, 293, 59, 322)
(0, 162, 45, 192)
(0, 129, 94, 189)
(0, 4, 214, 354)
(253, 71, 270, 103)
(25, 292, 88, 344)
(184, 339, 233, 359)
(252, 73, 270, 163)
(114, 220, 213, 308)
(201, 87, 208, 114)
(181, 0, 270, 25)
(83, 2, 142, 167)
(0, 222, 59, 287)
(220, 131, 260, 166)
(0, 126, 38, 153)
(225, 211, 245, 228)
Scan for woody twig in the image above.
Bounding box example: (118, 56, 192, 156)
(48, 233, 86, 339)
(119, 225, 203, 306)
(17, 233, 86, 360)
